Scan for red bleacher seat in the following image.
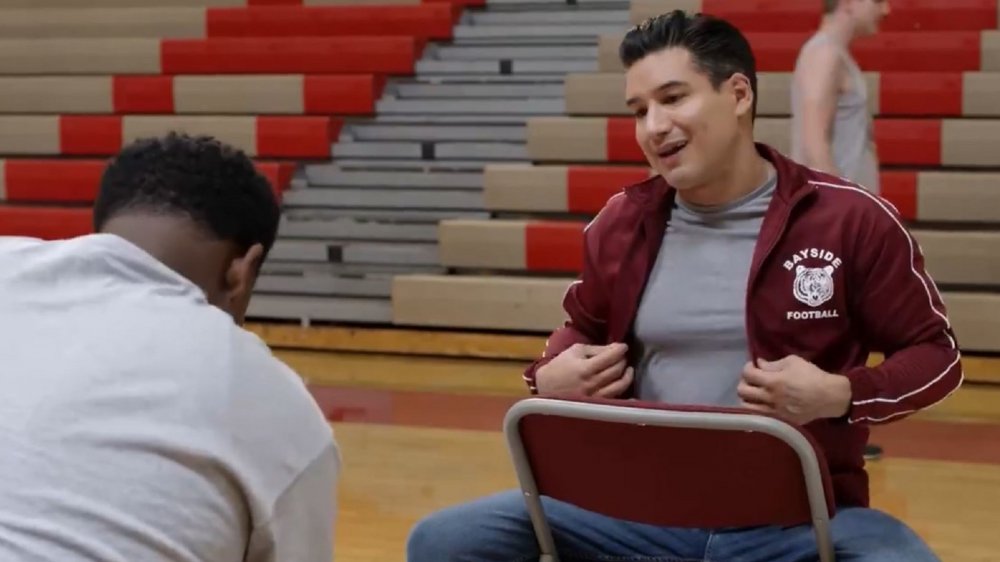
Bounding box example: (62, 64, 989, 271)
(0, 159, 294, 203)
(206, 4, 456, 39)
(744, 31, 982, 72)
(0, 206, 91, 240)
(160, 36, 422, 74)
(605, 117, 949, 165)
(670, 0, 998, 32)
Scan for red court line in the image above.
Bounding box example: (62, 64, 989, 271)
(0, 206, 92, 240)
(307, 384, 1000, 467)
(308, 385, 518, 431)
(524, 221, 585, 272)
(206, 4, 455, 39)
(160, 37, 420, 75)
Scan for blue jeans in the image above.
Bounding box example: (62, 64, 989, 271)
(407, 490, 939, 562)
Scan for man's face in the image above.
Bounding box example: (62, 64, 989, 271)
(849, 0, 890, 36)
(624, 47, 753, 191)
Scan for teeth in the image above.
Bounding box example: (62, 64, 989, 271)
(660, 141, 686, 156)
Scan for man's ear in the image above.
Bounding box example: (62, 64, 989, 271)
(224, 243, 265, 325)
(729, 73, 754, 119)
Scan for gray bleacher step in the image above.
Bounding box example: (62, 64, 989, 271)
(329, 157, 496, 170)
(256, 273, 393, 298)
(467, 10, 629, 25)
(282, 209, 487, 224)
(263, 260, 445, 276)
(453, 24, 624, 40)
(486, 0, 628, 7)
(393, 82, 563, 99)
(416, 59, 597, 74)
(405, 74, 567, 83)
(270, 240, 439, 266)
(284, 208, 488, 222)
(373, 114, 542, 125)
(333, 141, 527, 161)
(247, 294, 392, 324)
(278, 218, 439, 242)
(283, 187, 485, 210)
(430, 45, 597, 60)
(343, 123, 525, 142)
(376, 97, 563, 115)
(303, 167, 482, 189)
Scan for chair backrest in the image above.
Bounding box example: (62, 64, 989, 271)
(503, 396, 836, 530)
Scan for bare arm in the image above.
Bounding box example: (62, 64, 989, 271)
(796, 43, 843, 175)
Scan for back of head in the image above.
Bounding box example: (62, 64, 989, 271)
(823, 0, 839, 13)
(93, 133, 280, 322)
(93, 132, 279, 258)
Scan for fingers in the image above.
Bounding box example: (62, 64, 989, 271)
(741, 361, 775, 388)
(594, 367, 635, 398)
(584, 359, 627, 392)
(756, 355, 801, 371)
(581, 342, 629, 373)
(737, 379, 773, 406)
(740, 401, 775, 415)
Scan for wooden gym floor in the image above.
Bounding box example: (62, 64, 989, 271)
(316, 388, 1000, 562)
(254, 326, 1000, 562)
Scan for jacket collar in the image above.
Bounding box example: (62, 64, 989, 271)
(622, 143, 815, 210)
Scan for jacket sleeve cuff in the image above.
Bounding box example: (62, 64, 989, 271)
(523, 356, 554, 395)
(841, 365, 880, 423)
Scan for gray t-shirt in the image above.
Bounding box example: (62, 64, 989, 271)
(634, 170, 776, 406)
(0, 234, 339, 562)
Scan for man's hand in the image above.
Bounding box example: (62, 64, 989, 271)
(737, 355, 852, 425)
(536, 342, 634, 398)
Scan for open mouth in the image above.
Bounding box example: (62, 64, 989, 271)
(657, 140, 688, 159)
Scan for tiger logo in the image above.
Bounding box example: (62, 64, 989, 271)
(793, 265, 835, 308)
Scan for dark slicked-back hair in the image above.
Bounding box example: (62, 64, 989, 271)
(93, 132, 281, 257)
(619, 10, 758, 119)
(823, 0, 840, 13)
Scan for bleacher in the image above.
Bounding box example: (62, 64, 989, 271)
(389, 0, 1000, 394)
(0, 0, 997, 400)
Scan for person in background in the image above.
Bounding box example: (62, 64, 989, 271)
(791, 0, 892, 459)
(791, 0, 889, 193)
(0, 133, 339, 562)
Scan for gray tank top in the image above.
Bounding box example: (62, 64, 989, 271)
(791, 33, 880, 194)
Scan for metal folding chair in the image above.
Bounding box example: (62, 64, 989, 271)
(503, 396, 837, 562)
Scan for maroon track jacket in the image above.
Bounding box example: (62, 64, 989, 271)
(523, 144, 963, 508)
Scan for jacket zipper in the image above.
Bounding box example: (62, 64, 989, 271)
(744, 187, 814, 362)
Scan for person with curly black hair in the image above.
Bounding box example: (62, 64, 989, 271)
(0, 133, 339, 562)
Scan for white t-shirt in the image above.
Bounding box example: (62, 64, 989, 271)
(0, 233, 339, 562)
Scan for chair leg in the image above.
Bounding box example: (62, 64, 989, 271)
(814, 518, 835, 562)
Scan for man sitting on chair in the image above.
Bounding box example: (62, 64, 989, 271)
(406, 10, 960, 562)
